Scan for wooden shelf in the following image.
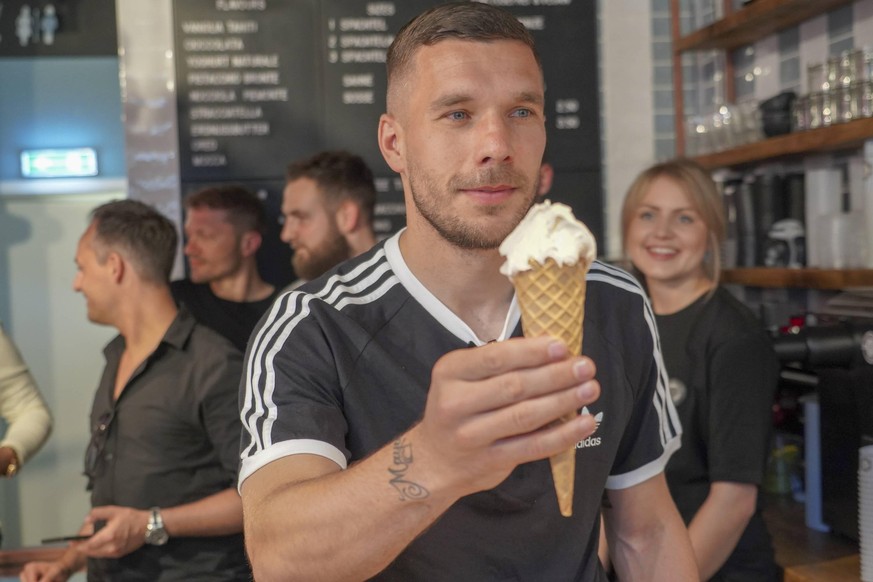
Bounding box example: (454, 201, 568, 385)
(691, 117, 873, 169)
(673, 2, 873, 289)
(762, 493, 857, 570)
(784, 555, 861, 582)
(722, 268, 873, 289)
(675, 0, 855, 53)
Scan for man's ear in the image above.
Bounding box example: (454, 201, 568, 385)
(106, 252, 125, 284)
(240, 231, 262, 258)
(537, 163, 554, 198)
(378, 113, 405, 173)
(335, 200, 361, 235)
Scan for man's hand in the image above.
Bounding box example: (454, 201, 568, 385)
(77, 505, 149, 559)
(20, 561, 73, 582)
(411, 335, 600, 498)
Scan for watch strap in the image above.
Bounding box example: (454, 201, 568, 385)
(148, 507, 164, 529)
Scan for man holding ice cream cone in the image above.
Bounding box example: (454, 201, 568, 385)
(239, 3, 696, 581)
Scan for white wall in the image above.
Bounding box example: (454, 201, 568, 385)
(600, 1, 656, 260)
(0, 187, 121, 547)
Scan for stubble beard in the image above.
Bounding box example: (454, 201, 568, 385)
(292, 230, 352, 281)
(189, 256, 244, 285)
(188, 266, 210, 285)
(408, 165, 535, 250)
(188, 236, 246, 284)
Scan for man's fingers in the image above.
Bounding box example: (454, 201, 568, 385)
(435, 336, 569, 382)
(434, 352, 595, 421)
(492, 408, 597, 466)
(87, 505, 116, 522)
(483, 356, 595, 410)
(459, 379, 600, 446)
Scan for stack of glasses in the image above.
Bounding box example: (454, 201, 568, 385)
(795, 49, 873, 130)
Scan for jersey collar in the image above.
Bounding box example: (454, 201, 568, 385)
(384, 230, 521, 347)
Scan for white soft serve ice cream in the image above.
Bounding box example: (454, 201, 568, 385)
(499, 201, 597, 276)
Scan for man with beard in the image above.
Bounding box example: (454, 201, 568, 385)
(171, 185, 280, 352)
(280, 150, 377, 289)
(239, 3, 697, 581)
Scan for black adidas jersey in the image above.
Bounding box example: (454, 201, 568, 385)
(240, 231, 682, 581)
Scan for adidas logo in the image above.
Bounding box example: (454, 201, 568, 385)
(575, 407, 603, 449)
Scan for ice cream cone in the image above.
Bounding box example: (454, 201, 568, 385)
(512, 257, 590, 517)
(499, 201, 596, 518)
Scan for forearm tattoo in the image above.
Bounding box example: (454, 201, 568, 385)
(388, 437, 429, 501)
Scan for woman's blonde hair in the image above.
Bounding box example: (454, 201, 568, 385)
(620, 158, 726, 285)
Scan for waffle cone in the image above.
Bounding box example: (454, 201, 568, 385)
(511, 257, 590, 517)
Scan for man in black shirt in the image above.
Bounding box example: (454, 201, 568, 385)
(239, 4, 697, 581)
(172, 185, 280, 352)
(22, 200, 248, 582)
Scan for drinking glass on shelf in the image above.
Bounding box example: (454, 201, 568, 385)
(861, 47, 873, 82)
(721, 104, 743, 147)
(839, 49, 862, 88)
(837, 84, 857, 123)
(819, 211, 869, 268)
(808, 63, 826, 93)
(710, 109, 728, 151)
(808, 92, 823, 128)
(685, 115, 712, 156)
(824, 56, 840, 92)
(792, 95, 809, 131)
(857, 80, 873, 118)
(738, 100, 764, 143)
(821, 91, 836, 126)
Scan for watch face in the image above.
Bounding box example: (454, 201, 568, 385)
(146, 526, 169, 546)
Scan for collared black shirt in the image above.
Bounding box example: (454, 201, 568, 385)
(87, 309, 248, 581)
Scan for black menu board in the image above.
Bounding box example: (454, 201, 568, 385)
(172, 0, 602, 269)
(174, 1, 320, 181)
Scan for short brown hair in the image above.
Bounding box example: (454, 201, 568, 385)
(285, 151, 376, 225)
(184, 185, 267, 235)
(90, 199, 177, 285)
(386, 2, 540, 111)
(621, 159, 726, 285)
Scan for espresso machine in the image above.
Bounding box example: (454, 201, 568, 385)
(773, 318, 873, 540)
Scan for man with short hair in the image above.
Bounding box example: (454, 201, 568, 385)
(280, 150, 377, 285)
(21, 200, 248, 582)
(239, 3, 697, 581)
(172, 185, 279, 352)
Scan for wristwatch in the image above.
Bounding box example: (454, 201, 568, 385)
(144, 507, 169, 546)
